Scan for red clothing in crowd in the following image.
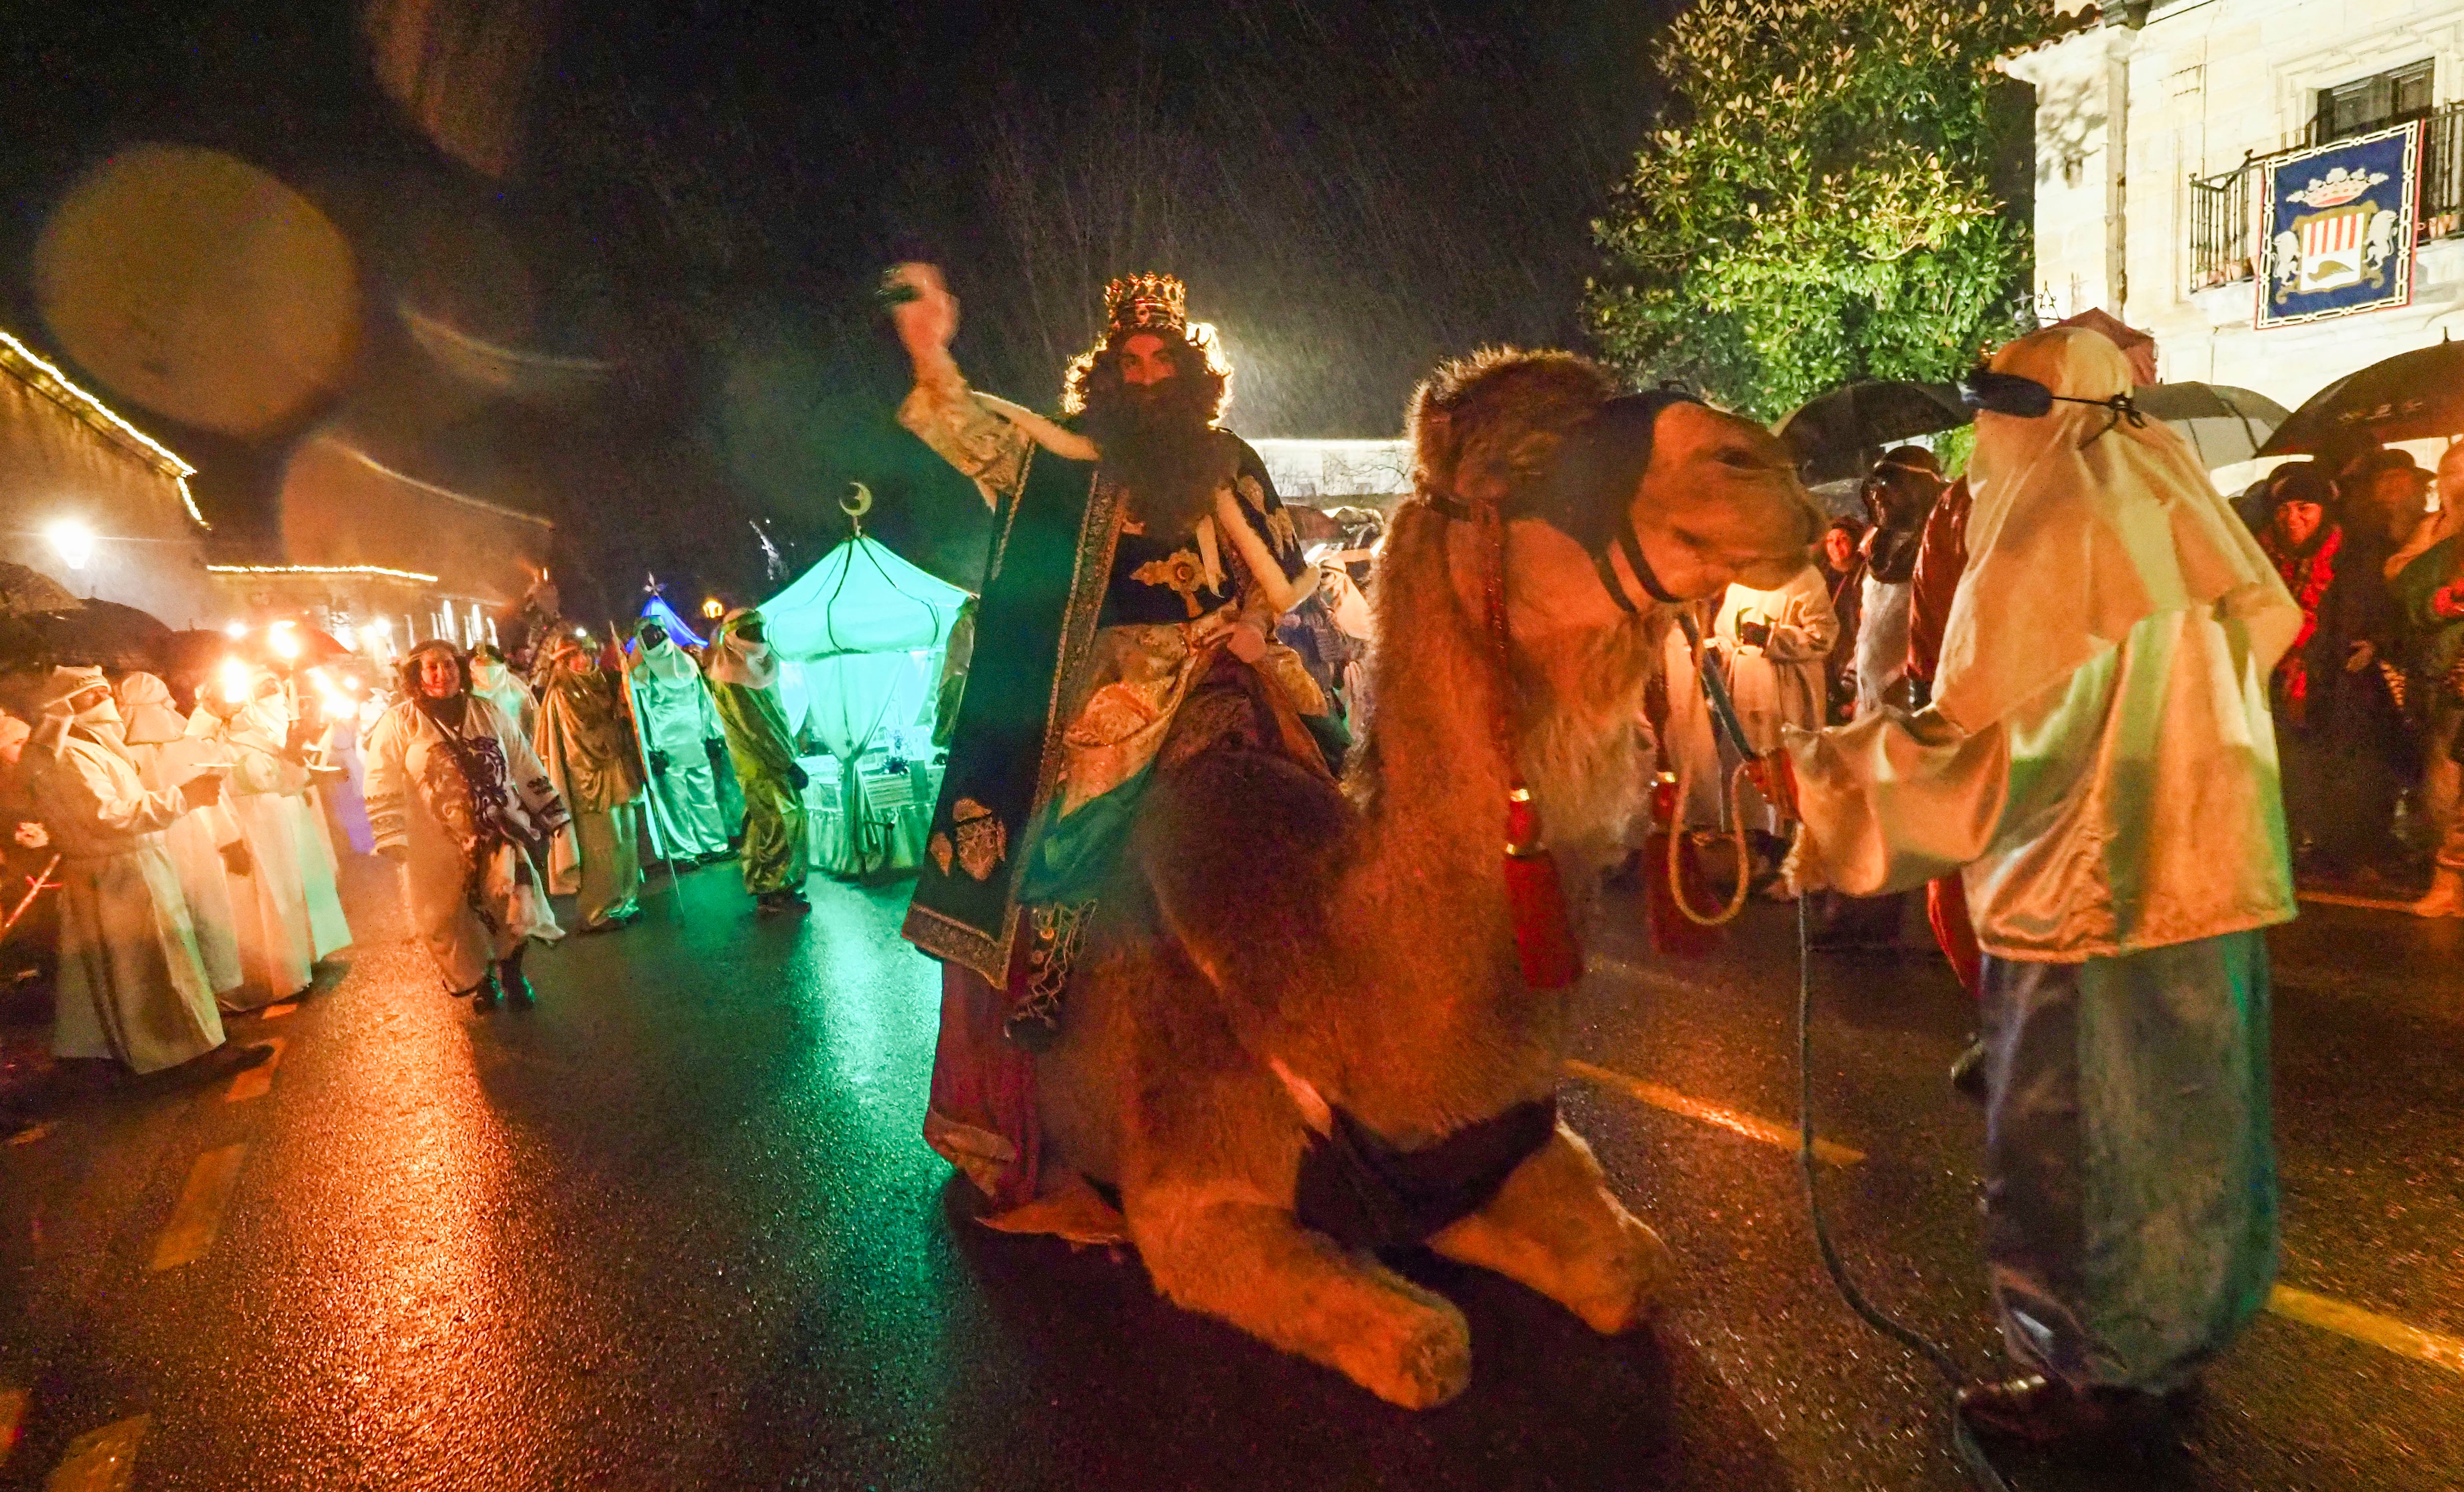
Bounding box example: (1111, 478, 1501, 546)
(1902, 476, 1982, 999)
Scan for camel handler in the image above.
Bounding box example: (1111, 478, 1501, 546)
(1754, 327, 2300, 1448)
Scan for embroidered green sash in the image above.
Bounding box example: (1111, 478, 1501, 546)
(902, 446, 1119, 980)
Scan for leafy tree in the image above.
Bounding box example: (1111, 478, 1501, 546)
(1587, 0, 2057, 420)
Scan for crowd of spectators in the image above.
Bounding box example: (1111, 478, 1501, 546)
(2250, 439, 2464, 914)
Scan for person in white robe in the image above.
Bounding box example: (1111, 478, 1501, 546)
(468, 645, 537, 740)
(1666, 567, 1837, 884)
(1716, 563, 1838, 758)
(303, 669, 376, 854)
(366, 640, 569, 1007)
(19, 668, 241, 1074)
(627, 619, 732, 862)
(113, 673, 246, 998)
(187, 673, 316, 1008)
(249, 681, 353, 961)
(1765, 327, 2297, 1446)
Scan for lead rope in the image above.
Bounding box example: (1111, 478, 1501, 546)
(1794, 896, 2013, 1492)
(1661, 601, 2008, 1487)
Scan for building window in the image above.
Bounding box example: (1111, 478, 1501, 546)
(2317, 60, 2435, 142)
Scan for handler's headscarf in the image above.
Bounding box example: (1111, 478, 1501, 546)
(707, 608, 778, 689)
(1931, 327, 2297, 736)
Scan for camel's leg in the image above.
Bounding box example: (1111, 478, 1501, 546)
(1129, 1187, 1473, 1410)
(1427, 1122, 1679, 1335)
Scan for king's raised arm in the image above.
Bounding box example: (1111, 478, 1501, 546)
(887, 262, 1094, 509)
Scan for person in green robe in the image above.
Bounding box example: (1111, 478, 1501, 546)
(707, 608, 811, 913)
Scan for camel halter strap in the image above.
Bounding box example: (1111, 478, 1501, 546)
(1424, 388, 1699, 617)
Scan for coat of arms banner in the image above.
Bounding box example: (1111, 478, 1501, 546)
(2258, 121, 2421, 329)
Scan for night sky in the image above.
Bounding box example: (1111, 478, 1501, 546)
(4, 0, 1685, 615)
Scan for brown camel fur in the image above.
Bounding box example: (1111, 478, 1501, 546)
(1031, 348, 1822, 1409)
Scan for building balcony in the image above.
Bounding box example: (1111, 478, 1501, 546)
(2186, 102, 2464, 295)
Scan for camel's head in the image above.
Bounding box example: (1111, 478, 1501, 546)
(1409, 349, 1822, 630)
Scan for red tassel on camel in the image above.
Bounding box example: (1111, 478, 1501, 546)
(1504, 788, 1585, 990)
(1642, 771, 1723, 958)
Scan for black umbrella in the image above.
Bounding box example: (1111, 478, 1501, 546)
(0, 562, 80, 618)
(2131, 382, 2292, 469)
(1774, 380, 1972, 486)
(0, 600, 173, 673)
(2257, 340, 2464, 457)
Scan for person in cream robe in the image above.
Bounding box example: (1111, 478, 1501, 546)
(1768, 328, 2299, 1446)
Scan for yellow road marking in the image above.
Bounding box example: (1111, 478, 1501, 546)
(259, 1002, 297, 1020)
(2268, 1285, 2464, 1375)
(1565, 1059, 1866, 1166)
(223, 1038, 285, 1103)
(0, 1388, 25, 1468)
(43, 1414, 146, 1492)
(2296, 891, 2417, 913)
(7, 1124, 51, 1148)
(150, 1145, 246, 1271)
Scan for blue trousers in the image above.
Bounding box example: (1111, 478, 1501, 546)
(1981, 930, 2278, 1392)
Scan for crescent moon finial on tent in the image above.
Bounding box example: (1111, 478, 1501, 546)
(842, 482, 874, 533)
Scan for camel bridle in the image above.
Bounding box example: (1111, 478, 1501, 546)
(1424, 388, 1699, 615)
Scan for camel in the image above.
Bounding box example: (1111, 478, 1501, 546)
(1027, 348, 1824, 1409)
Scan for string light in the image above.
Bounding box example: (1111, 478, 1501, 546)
(204, 563, 439, 583)
(0, 329, 208, 530)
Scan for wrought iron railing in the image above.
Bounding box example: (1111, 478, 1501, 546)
(2185, 100, 2464, 293)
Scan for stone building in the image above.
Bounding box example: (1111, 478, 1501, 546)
(0, 329, 220, 626)
(2006, 0, 2464, 428)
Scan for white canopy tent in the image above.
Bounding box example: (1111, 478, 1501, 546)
(759, 534, 967, 879)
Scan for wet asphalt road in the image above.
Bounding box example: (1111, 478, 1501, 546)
(0, 857, 2457, 1491)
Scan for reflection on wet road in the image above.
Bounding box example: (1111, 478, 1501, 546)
(0, 860, 2456, 1490)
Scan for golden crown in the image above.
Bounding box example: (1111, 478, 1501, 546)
(1103, 272, 1187, 336)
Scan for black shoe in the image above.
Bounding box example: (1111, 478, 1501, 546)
(471, 973, 502, 1010)
(496, 965, 535, 1007)
(1950, 1037, 1988, 1102)
(757, 890, 811, 914)
(1955, 1374, 2187, 1448)
(212, 1042, 275, 1078)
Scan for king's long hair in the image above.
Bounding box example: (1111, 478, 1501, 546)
(1065, 327, 1233, 542)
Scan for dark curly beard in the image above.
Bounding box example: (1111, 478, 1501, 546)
(1080, 376, 1227, 542)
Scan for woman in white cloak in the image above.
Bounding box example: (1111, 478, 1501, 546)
(1768, 327, 2298, 1444)
(20, 667, 233, 1073)
(188, 676, 316, 1007)
(366, 641, 569, 1006)
(113, 673, 245, 999)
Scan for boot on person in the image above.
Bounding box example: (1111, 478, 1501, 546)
(2407, 865, 2464, 918)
